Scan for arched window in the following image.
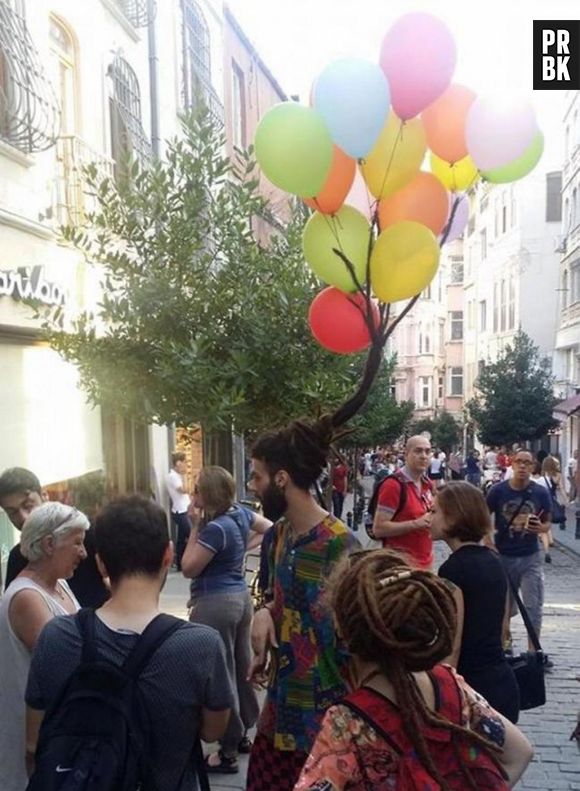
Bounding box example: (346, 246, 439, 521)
(181, 0, 223, 123)
(49, 16, 77, 135)
(108, 53, 151, 173)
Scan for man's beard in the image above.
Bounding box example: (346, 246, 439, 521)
(260, 481, 288, 522)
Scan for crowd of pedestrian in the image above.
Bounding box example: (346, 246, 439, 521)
(0, 426, 577, 789)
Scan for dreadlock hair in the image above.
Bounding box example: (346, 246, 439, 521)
(251, 415, 335, 490)
(328, 549, 504, 791)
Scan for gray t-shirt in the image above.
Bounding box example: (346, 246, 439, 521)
(26, 614, 234, 791)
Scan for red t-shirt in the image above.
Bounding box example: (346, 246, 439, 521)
(332, 464, 348, 494)
(377, 471, 434, 569)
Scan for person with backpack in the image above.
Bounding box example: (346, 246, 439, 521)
(25, 496, 234, 791)
(181, 465, 272, 774)
(536, 456, 568, 558)
(370, 435, 435, 569)
(295, 549, 533, 791)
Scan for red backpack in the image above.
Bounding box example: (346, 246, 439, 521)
(341, 665, 509, 790)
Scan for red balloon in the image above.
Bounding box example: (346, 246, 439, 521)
(308, 288, 378, 354)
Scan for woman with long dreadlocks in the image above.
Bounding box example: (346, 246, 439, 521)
(295, 550, 533, 790)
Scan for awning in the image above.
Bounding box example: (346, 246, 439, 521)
(553, 394, 580, 419)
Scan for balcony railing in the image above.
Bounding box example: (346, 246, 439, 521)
(54, 135, 114, 227)
(112, 0, 156, 28)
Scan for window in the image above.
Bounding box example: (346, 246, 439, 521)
(437, 272, 442, 302)
(481, 195, 488, 212)
(546, 172, 562, 222)
(420, 377, 432, 407)
(182, 0, 224, 124)
(467, 216, 475, 235)
(439, 321, 445, 352)
(562, 270, 569, 309)
(0, 1, 59, 152)
(109, 54, 151, 175)
(494, 198, 499, 236)
(231, 59, 246, 149)
(511, 187, 517, 228)
(493, 283, 499, 332)
(502, 195, 507, 233)
(49, 16, 77, 135)
(572, 187, 578, 229)
(438, 376, 444, 400)
(450, 311, 463, 341)
(478, 359, 486, 378)
(565, 197, 570, 231)
(500, 279, 506, 331)
(479, 300, 487, 332)
(450, 367, 463, 396)
(424, 283, 432, 300)
(508, 277, 515, 329)
(425, 330, 430, 354)
(450, 256, 464, 284)
(480, 229, 487, 259)
(467, 300, 475, 331)
(418, 331, 423, 355)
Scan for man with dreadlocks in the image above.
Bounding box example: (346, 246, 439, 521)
(295, 549, 533, 790)
(245, 416, 359, 791)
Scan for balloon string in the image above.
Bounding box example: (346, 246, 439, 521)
(320, 212, 360, 290)
(376, 118, 405, 209)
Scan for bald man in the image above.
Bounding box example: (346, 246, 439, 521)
(372, 435, 435, 569)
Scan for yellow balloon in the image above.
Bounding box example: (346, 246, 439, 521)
(371, 221, 440, 303)
(360, 113, 426, 200)
(430, 152, 479, 191)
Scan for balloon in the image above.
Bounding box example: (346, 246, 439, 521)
(371, 221, 440, 303)
(305, 147, 356, 215)
(466, 95, 538, 171)
(302, 206, 370, 292)
(254, 103, 333, 197)
(345, 167, 374, 220)
(360, 113, 426, 200)
(482, 131, 544, 184)
(421, 84, 476, 163)
(431, 152, 479, 192)
(440, 194, 469, 243)
(380, 13, 456, 120)
(308, 288, 377, 354)
(378, 172, 448, 236)
(314, 58, 390, 159)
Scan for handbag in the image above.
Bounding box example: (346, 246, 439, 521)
(543, 477, 566, 524)
(502, 492, 547, 711)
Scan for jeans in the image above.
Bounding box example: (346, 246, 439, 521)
(332, 491, 345, 519)
(500, 551, 544, 636)
(171, 511, 192, 571)
(190, 590, 259, 754)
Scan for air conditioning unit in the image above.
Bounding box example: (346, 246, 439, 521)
(554, 235, 567, 254)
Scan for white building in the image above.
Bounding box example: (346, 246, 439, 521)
(553, 90, 580, 463)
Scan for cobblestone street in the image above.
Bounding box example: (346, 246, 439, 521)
(160, 499, 580, 790)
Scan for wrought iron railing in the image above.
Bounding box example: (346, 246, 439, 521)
(112, 0, 156, 28)
(54, 135, 115, 226)
(0, 0, 60, 152)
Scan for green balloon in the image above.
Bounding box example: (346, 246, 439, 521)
(482, 131, 544, 184)
(302, 206, 370, 292)
(254, 103, 333, 198)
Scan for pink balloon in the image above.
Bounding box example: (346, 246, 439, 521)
(345, 167, 374, 220)
(440, 194, 469, 244)
(466, 95, 538, 172)
(380, 13, 456, 120)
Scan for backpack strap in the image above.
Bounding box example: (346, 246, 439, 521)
(76, 607, 99, 664)
(122, 613, 184, 679)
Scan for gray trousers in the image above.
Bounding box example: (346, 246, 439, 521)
(189, 590, 259, 754)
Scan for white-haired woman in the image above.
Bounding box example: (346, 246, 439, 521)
(0, 502, 89, 791)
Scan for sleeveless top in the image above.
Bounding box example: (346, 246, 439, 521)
(0, 577, 80, 791)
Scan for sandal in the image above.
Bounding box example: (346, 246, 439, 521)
(205, 749, 239, 774)
(238, 735, 253, 754)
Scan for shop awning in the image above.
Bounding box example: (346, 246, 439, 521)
(553, 394, 580, 419)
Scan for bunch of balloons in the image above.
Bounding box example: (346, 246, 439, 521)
(254, 12, 543, 355)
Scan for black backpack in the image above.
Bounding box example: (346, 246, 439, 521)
(27, 608, 207, 791)
(364, 471, 407, 540)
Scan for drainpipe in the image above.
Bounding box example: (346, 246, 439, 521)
(147, 0, 160, 157)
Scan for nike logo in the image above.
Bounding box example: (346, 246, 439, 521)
(56, 766, 73, 773)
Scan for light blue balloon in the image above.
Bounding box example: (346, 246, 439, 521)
(314, 58, 390, 159)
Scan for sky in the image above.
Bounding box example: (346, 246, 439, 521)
(226, 0, 580, 168)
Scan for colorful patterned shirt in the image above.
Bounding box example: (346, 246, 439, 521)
(258, 515, 359, 753)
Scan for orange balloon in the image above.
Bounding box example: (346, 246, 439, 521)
(422, 84, 476, 164)
(305, 146, 356, 215)
(378, 172, 449, 236)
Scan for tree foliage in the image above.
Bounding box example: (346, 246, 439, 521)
(431, 410, 461, 453)
(467, 330, 558, 446)
(43, 111, 367, 434)
(343, 356, 415, 447)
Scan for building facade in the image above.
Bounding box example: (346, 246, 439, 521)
(0, 0, 285, 567)
(553, 90, 580, 464)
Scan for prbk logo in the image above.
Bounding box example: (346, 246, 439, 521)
(533, 21, 580, 89)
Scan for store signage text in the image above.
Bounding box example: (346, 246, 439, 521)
(0, 266, 66, 307)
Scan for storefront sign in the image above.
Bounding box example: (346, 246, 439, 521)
(0, 266, 66, 307)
